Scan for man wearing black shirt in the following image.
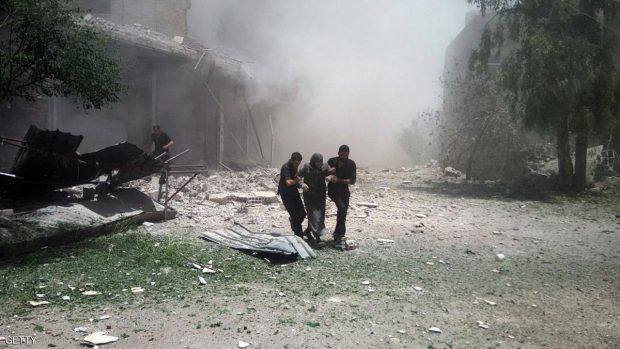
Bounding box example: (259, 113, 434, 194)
(327, 145, 356, 248)
(277, 152, 306, 238)
(150, 125, 174, 161)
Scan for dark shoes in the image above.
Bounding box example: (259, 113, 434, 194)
(333, 236, 346, 250)
(303, 229, 316, 243)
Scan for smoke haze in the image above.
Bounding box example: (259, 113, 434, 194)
(188, 1, 476, 166)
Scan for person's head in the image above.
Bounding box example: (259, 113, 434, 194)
(338, 144, 350, 160)
(310, 153, 323, 169)
(152, 125, 162, 135)
(290, 152, 302, 168)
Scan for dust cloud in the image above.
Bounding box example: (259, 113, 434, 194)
(188, 0, 476, 166)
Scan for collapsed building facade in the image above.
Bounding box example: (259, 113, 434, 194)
(0, 0, 273, 174)
(440, 12, 620, 181)
(0, 1, 281, 258)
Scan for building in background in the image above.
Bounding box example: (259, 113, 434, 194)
(0, 0, 273, 171)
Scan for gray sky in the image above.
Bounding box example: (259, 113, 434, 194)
(188, 1, 478, 166)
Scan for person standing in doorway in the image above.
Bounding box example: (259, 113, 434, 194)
(327, 145, 356, 249)
(277, 152, 306, 239)
(150, 125, 174, 161)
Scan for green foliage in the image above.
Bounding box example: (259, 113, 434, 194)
(467, 0, 620, 189)
(469, 0, 620, 133)
(0, 0, 123, 109)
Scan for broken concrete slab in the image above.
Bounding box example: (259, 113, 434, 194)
(0, 188, 175, 260)
(83, 332, 119, 345)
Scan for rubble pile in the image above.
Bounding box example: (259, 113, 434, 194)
(133, 164, 455, 237)
(130, 168, 285, 231)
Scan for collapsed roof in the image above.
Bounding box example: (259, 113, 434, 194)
(0, 125, 164, 197)
(83, 15, 246, 74)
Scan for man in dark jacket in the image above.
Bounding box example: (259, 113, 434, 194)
(150, 125, 174, 161)
(327, 145, 356, 248)
(277, 152, 305, 238)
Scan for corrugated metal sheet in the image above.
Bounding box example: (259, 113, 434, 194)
(200, 224, 316, 260)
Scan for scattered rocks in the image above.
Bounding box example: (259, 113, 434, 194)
(358, 202, 379, 208)
(476, 321, 489, 329)
(444, 166, 463, 177)
(83, 332, 118, 345)
(428, 327, 442, 333)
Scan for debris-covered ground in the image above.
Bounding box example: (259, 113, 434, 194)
(1, 167, 619, 348)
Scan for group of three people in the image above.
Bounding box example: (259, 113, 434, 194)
(277, 145, 356, 249)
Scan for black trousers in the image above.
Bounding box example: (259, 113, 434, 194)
(303, 194, 327, 239)
(329, 191, 350, 240)
(281, 193, 306, 236)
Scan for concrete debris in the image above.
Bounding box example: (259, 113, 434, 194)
(74, 327, 88, 333)
(496, 253, 506, 261)
(357, 202, 379, 208)
(1, 188, 174, 260)
(480, 298, 497, 306)
(428, 327, 442, 333)
(238, 340, 250, 348)
(198, 276, 207, 285)
(444, 166, 464, 177)
(83, 331, 119, 345)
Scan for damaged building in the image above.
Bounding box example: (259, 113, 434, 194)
(0, 0, 274, 173)
(0, 0, 281, 259)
